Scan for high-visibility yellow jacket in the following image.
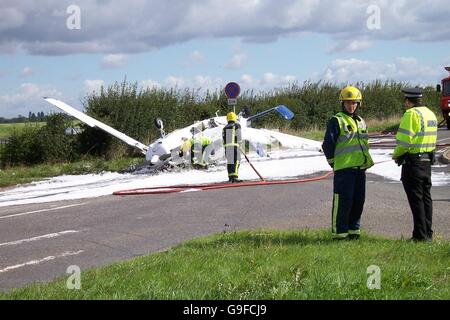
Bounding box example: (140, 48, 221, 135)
(181, 136, 212, 165)
(332, 112, 374, 171)
(393, 106, 437, 159)
(181, 136, 212, 152)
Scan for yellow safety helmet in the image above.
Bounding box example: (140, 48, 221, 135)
(339, 86, 362, 102)
(226, 112, 237, 122)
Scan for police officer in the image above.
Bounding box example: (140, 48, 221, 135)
(322, 86, 374, 240)
(223, 112, 242, 183)
(393, 88, 438, 242)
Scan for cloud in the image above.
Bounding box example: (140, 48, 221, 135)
(101, 54, 128, 69)
(225, 53, 247, 70)
(144, 73, 296, 93)
(0, 83, 62, 118)
(140, 79, 161, 89)
(84, 79, 105, 93)
(189, 50, 205, 64)
(20, 66, 34, 77)
(0, 7, 25, 32)
(327, 40, 372, 54)
(320, 57, 442, 85)
(241, 72, 297, 89)
(162, 75, 224, 92)
(2, 1, 449, 55)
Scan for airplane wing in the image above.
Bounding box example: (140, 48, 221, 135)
(44, 98, 148, 154)
(201, 125, 322, 155)
(259, 129, 322, 151)
(241, 127, 276, 145)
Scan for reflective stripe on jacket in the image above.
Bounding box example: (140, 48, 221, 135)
(222, 121, 242, 148)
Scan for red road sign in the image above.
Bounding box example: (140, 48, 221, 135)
(224, 82, 240, 99)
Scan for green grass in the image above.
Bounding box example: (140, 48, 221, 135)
(366, 116, 402, 134)
(0, 122, 46, 138)
(1, 230, 449, 300)
(287, 127, 325, 141)
(0, 157, 145, 188)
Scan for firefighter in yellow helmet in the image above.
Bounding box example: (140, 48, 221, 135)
(322, 86, 374, 240)
(223, 112, 242, 182)
(393, 88, 437, 241)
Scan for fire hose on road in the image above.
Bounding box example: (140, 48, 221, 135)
(114, 146, 333, 196)
(112, 159, 395, 196)
(113, 132, 450, 196)
(112, 171, 334, 196)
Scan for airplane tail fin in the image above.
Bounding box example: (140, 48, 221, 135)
(246, 105, 294, 124)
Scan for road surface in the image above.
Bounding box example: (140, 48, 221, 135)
(1, 129, 449, 291)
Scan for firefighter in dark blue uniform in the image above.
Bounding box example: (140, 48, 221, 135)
(322, 86, 374, 240)
(223, 112, 242, 183)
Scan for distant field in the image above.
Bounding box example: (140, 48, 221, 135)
(0, 122, 46, 138)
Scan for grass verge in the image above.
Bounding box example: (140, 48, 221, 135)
(278, 116, 403, 141)
(1, 229, 449, 300)
(0, 157, 145, 188)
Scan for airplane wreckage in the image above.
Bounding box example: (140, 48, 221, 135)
(44, 97, 322, 173)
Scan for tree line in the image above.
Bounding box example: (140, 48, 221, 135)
(0, 111, 50, 124)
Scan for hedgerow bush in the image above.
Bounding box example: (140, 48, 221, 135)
(0, 79, 441, 166)
(0, 114, 78, 167)
(80, 79, 440, 158)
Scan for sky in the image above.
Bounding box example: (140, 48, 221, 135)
(1, 0, 450, 118)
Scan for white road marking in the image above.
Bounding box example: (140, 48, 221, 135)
(0, 230, 81, 248)
(0, 203, 87, 220)
(437, 137, 450, 143)
(0, 250, 84, 274)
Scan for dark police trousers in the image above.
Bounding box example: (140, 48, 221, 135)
(332, 168, 366, 236)
(401, 159, 433, 240)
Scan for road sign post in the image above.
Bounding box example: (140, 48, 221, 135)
(224, 82, 241, 112)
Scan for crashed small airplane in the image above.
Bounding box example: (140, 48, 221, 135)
(44, 98, 322, 170)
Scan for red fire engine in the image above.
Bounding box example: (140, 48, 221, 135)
(437, 66, 450, 129)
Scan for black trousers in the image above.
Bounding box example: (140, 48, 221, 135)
(401, 161, 433, 240)
(332, 168, 366, 237)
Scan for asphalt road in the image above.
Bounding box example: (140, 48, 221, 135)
(1, 129, 449, 291)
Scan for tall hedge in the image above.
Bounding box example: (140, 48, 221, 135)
(0, 80, 442, 166)
(0, 114, 78, 167)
